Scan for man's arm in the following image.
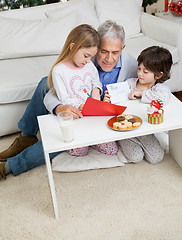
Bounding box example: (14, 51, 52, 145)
(44, 89, 61, 114)
(44, 89, 83, 119)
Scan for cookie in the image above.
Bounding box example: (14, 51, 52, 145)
(128, 118, 136, 124)
(120, 119, 128, 125)
(118, 124, 127, 130)
(117, 115, 125, 122)
(125, 122, 132, 128)
(113, 122, 122, 128)
(124, 114, 133, 120)
(133, 122, 141, 127)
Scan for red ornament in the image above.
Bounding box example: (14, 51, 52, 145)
(169, 0, 182, 15)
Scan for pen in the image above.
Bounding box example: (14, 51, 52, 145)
(83, 88, 92, 98)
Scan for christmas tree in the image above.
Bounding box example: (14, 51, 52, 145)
(142, 0, 158, 12)
(0, 0, 45, 10)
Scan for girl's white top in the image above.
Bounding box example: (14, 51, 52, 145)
(52, 61, 102, 108)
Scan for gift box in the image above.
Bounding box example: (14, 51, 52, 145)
(147, 99, 164, 125)
(148, 112, 163, 125)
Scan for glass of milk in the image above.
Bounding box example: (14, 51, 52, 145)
(57, 111, 74, 142)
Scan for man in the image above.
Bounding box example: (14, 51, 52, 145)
(0, 20, 137, 180)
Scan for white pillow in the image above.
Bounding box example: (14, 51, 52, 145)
(0, 2, 63, 20)
(94, 0, 142, 39)
(45, 0, 99, 28)
(0, 12, 81, 59)
(0, 1, 87, 20)
(52, 147, 126, 172)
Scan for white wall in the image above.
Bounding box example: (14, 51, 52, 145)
(144, 0, 165, 14)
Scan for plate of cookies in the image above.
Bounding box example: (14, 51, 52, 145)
(107, 114, 142, 131)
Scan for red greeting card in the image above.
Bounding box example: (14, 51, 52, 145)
(81, 97, 127, 116)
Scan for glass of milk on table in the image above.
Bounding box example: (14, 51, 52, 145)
(57, 111, 74, 142)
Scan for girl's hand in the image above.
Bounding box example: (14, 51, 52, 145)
(55, 104, 83, 119)
(103, 90, 111, 103)
(128, 90, 143, 100)
(78, 103, 84, 112)
(91, 88, 101, 100)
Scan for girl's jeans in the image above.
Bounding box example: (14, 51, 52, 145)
(7, 77, 61, 176)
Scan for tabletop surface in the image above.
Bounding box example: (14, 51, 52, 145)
(38, 95, 182, 154)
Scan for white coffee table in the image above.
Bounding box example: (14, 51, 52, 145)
(38, 94, 182, 219)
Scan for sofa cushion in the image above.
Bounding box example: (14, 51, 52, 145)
(45, 0, 99, 28)
(0, 1, 75, 20)
(0, 55, 58, 103)
(0, 11, 82, 60)
(125, 35, 180, 64)
(94, 0, 142, 39)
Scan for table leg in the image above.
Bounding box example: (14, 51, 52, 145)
(169, 128, 182, 169)
(44, 151, 59, 219)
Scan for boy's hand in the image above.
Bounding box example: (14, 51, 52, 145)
(55, 104, 83, 119)
(91, 88, 101, 100)
(103, 90, 111, 103)
(128, 90, 143, 100)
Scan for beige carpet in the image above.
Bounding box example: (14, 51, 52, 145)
(1, 133, 182, 240)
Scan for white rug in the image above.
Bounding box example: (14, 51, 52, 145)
(1, 133, 182, 240)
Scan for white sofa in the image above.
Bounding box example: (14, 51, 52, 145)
(0, 0, 182, 137)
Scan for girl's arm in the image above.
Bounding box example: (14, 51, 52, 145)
(91, 87, 101, 100)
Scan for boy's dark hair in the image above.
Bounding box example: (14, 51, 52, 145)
(137, 46, 173, 83)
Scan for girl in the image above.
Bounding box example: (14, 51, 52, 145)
(105, 46, 173, 164)
(48, 24, 118, 156)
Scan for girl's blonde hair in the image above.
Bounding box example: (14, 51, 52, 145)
(48, 24, 100, 89)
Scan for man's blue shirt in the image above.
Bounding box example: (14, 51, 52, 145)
(96, 54, 122, 98)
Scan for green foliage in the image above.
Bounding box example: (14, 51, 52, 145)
(0, 0, 45, 10)
(142, 0, 158, 12)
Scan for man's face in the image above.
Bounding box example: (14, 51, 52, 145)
(97, 37, 123, 72)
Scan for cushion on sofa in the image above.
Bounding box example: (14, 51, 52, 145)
(0, 55, 58, 103)
(0, 11, 82, 60)
(0, 1, 73, 20)
(45, 0, 99, 28)
(125, 35, 180, 64)
(94, 0, 142, 39)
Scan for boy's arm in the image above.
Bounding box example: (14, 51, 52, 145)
(141, 84, 171, 104)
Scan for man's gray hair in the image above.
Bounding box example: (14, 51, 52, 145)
(97, 20, 125, 46)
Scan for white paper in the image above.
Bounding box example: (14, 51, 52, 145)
(107, 82, 130, 104)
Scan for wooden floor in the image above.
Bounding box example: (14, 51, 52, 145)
(173, 91, 182, 102)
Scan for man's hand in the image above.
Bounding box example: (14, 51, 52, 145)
(91, 88, 101, 100)
(55, 104, 83, 119)
(128, 90, 143, 100)
(103, 90, 111, 103)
